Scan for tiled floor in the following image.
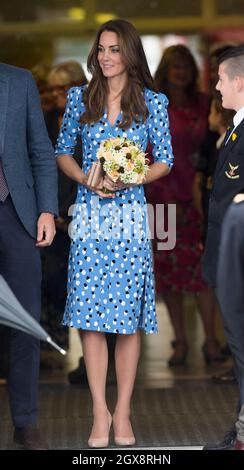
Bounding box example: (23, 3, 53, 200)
(0, 297, 238, 449)
(0, 380, 238, 449)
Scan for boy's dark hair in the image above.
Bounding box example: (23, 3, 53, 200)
(218, 44, 244, 65)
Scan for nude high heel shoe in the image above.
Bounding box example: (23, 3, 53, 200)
(114, 435, 136, 446)
(88, 413, 112, 448)
(113, 416, 136, 447)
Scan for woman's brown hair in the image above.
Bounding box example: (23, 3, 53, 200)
(154, 44, 199, 100)
(80, 19, 154, 129)
(212, 94, 235, 129)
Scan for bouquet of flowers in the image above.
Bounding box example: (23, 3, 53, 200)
(97, 137, 149, 185)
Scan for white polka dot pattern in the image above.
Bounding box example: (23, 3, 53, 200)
(55, 86, 174, 334)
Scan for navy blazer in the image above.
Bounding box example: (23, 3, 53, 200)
(203, 119, 244, 286)
(0, 63, 58, 237)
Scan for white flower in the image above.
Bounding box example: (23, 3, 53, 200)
(97, 137, 149, 185)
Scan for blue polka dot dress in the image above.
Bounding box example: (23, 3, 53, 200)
(55, 86, 174, 335)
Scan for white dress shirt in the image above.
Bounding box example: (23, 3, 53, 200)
(225, 106, 244, 145)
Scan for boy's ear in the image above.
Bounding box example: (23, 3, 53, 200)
(235, 75, 244, 92)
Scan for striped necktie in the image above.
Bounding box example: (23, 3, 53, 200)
(0, 160, 9, 202)
(224, 124, 235, 146)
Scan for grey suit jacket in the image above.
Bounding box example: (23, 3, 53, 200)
(0, 63, 58, 237)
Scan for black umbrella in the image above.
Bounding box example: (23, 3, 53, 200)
(0, 275, 66, 355)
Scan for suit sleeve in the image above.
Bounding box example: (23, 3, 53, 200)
(26, 72, 58, 216)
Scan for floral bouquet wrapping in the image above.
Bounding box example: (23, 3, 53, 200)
(97, 137, 149, 185)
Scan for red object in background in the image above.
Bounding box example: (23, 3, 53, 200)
(204, 28, 244, 43)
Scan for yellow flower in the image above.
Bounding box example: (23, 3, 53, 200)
(232, 132, 237, 141)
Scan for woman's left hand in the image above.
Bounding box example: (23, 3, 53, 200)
(103, 174, 135, 191)
(103, 174, 121, 191)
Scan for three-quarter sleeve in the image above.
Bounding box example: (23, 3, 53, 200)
(145, 89, 174, 168)
(55, 86, 84, 157)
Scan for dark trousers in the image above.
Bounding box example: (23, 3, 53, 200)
(0, 196, 41, 427)
(215, 286, 243, 415)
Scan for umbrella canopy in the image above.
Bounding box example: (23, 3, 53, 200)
(0, 275, 66, 355)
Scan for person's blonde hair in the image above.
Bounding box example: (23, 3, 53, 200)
(48, 60, 87, 87)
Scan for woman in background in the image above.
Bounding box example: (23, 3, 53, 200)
(41, 61, 87, 361)
(146, 45, 225, 366)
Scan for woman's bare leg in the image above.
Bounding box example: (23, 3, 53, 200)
(164, 292, 186, 342)
(164, 292, 188, 364)
(196, 287, 224, 358)
(81, 330, 111, 444)
(113, 331, 141, 441)
(196, 287, 217, 340)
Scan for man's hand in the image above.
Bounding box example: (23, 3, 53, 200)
(36, 213, 56, 247)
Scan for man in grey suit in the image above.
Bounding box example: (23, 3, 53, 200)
(0, 63, 58, 449)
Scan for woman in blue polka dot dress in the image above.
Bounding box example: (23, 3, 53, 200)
(56, 19, 173, 448)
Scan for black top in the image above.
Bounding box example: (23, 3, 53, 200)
(45, 108, 83, 220)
